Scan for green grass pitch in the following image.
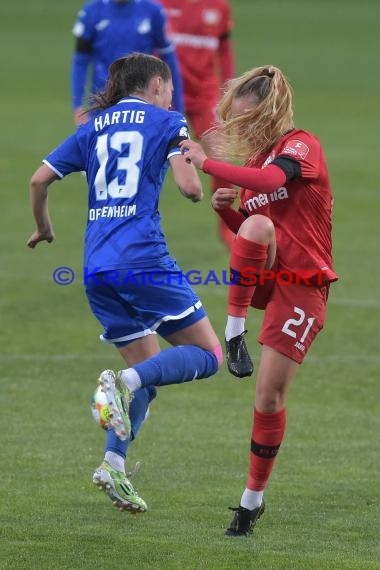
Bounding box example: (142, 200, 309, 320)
(1, 1, 379, 568)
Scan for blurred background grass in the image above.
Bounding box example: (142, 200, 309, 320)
(1, 1, 379, 568)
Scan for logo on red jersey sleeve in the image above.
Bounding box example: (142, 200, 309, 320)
(282, 140, 310, 160)
(202, 9, 221, 25)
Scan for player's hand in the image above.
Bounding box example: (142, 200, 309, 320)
(27, 229, 55, 249)
(211, 187, 238, 210)
(179, 139, 208, 169)
(74, 107, 89, 126)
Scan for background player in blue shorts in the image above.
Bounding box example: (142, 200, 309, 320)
(27, 53, 222, 514)
(71, 0, 184, 125)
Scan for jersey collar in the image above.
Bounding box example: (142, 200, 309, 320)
(118, 97, 149, 105)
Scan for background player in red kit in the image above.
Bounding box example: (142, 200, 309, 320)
(160, 0, 236, 248)
(180, 65, 338, 537)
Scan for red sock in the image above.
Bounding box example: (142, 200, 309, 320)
(247, 407, 286, 491)
(228, 235, 268, 317)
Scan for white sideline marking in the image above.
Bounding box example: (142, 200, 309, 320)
(1, 353, 379, 364)
(197, 287, 380, 308)
(0, 353, 109, 361)
(328, 297, 380, 308)
(305, 354, 380, 364)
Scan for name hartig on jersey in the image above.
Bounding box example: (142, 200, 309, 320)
(94, 110, 146, 132)
(89, 204, 137, 221)
(244, 187, 289, 212)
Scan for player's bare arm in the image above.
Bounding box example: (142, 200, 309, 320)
(27, 164, 58, 248)
(169, 154, 204, 202)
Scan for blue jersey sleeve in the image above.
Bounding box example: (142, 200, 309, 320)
(71, 2, 96, 109)
(151, 5, 184, 113)
(72, 1, 96, 43)
(71, 52, 91, 110)
(150, 4, 171, 52)
(44, 133, 85, 178)
(166, 116, 190, 159)
(161, 51, 184, 114)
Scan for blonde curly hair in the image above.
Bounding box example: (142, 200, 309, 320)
(215, 65, 294, 163)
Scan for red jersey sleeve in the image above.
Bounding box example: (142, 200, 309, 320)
(277, 131, 321, 180)
(215, 206, 245, 234)
(202, 159, 287, 192)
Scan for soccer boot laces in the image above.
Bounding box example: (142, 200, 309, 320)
(98, 369, 132, 441)
(225, 330, 254, 378)
(225, 501, 265, 537)
(126, 461, 141, 480)
(93, 461, 147, 513)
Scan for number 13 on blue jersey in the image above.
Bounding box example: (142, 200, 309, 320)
(94, 131, 143, 201)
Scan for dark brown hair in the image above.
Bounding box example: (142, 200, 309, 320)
(88, 52, 172, 113)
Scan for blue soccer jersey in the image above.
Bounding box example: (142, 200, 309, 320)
(72, 0, 180, 107)
(43, 98, 190, 274)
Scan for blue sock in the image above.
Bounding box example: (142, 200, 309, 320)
(133, 345, 218, 388)
(105, 386, 157, 458)
(130, 386, 157, 441)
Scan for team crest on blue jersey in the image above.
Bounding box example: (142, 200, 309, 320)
(95, 20, 110, 31)
(138, 19, 151, 34)
(73, 21, 85, 37)
(179, 126, 189, 138)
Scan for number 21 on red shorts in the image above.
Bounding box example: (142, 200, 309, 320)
(259, 282, 329, 363)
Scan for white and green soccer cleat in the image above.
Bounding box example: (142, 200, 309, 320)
(93, 461, 147, 513)
(98, 369, 132, 441)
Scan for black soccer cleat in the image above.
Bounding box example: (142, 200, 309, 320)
(225, 331, 254, 378)
(225, 501, 265, 537)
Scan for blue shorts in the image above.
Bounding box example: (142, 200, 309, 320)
(85, 262, 206, 346)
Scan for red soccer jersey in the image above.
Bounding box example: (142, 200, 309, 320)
(238, 129, 338, 283)
(159, 0, 233, 112)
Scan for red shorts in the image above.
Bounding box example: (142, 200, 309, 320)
(251, 278, 329, 364)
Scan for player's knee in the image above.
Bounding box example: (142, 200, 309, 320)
(212, 344, 224, 369)
(197, 345, 223, 378)
(255, 386, 285, 413)
(239, 214, 275, 244)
